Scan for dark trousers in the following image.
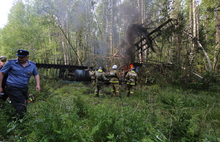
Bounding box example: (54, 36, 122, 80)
(94, 83, 105, 97)
(1, 74, 8, 101)
(111, 83, 119, 97)
(5, 85, 28, 120)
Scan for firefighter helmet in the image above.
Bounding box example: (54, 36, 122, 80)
(112, 65, 117, 69)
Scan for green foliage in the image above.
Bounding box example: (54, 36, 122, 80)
(186, 71, 220, 91)
(1, 80, 219, 141)
(0, 0, 220, 140)
(0, 100, 14, 139)
(74, 95, 88, 118)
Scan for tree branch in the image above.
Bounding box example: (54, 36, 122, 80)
(51, 15, 83, 66)
(183, 31, 212, 72)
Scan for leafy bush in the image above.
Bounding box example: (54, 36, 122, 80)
(74, 95, 88, 118)
(1, 79, 219, 141)
(186, 71, 220, 91)
(0, 100, 14, 139)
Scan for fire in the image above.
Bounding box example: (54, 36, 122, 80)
(126, 64, 134, 71)
(130, 64, 133, 70)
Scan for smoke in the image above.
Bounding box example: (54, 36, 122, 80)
(40, 0, 90, 30)
(117, 23, 148, 66)
(117, 1, 139, 24)
(70, 1, 88, 29)
(40, 0, 153, 68)
(82, 39, 109, 69)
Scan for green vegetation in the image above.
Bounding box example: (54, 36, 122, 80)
(0, 1, 220, 140)
(1, 72, 220, 142)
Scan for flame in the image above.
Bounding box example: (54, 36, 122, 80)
(126, 64, 133, 71)
(130, 64, 133, 70)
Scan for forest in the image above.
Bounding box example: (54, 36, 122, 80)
(0, 0, 220, 141)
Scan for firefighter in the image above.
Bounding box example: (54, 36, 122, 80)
(109, 65, 120, 97)
(90, 68, 96, 86)
(125, 67, 138, 97)
(94, 66, 108, 98)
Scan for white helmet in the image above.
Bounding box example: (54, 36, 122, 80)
(112, 65, 117, 69)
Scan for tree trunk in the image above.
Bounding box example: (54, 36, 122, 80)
(173, 0, 180, 66)
(110, 0, 114, 54)
(177, 33, 181, 66)
(141, 0, 145, 23)
(65, 8, 69, 65)
(62, 35, 67, 65)
(214, 4, 220, 71)
(189, 0, 192, 53)
(102, 0, 107, 43)
(190, 0, 196, 69)
(138, 0, 141, 24)
(169, 36, 173, 63)
(197, 6, 199, 40)
(165, 40, 168, 63)
(193, 0, 196, 38)
(170, 34, 174, 63)
(183, 31, 212, 72)
(85, 1, 89, 66)
(75, 31, 78, 65)
(197, 6, 201, 72)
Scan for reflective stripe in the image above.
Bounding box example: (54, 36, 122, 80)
(116, 91, 119, 92)
(127, 83, 135, 85)
(111, 90, 114, 91)
(130, 92, 134, 94)
(127, 82, 129, 84)
(99, 94, 103, 96)
(110, 81, 119, 83)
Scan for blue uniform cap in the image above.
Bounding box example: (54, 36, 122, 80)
(16, 49, 29, 57)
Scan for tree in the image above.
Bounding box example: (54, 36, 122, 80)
(214, 2, 220, 71)
(110, 0, 115, 55)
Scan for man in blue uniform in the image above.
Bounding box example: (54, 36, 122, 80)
(0, 49, 40, 121)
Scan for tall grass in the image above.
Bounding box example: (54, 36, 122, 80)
(0, 72, 220, 141)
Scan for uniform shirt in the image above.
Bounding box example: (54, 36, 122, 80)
(0, 59, 38, 88)
(109, 69, 119, 83)
(125, 70, 138, 85)
(95, 69, 107, 84)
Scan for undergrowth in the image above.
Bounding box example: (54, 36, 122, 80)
(0, 73, 220, 142)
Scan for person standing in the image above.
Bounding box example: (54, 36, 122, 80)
(125, 67, 138, 97)
(109, 65, 120, 97)
(94, 66, 107, 98)
(0, 49, 40, 121)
